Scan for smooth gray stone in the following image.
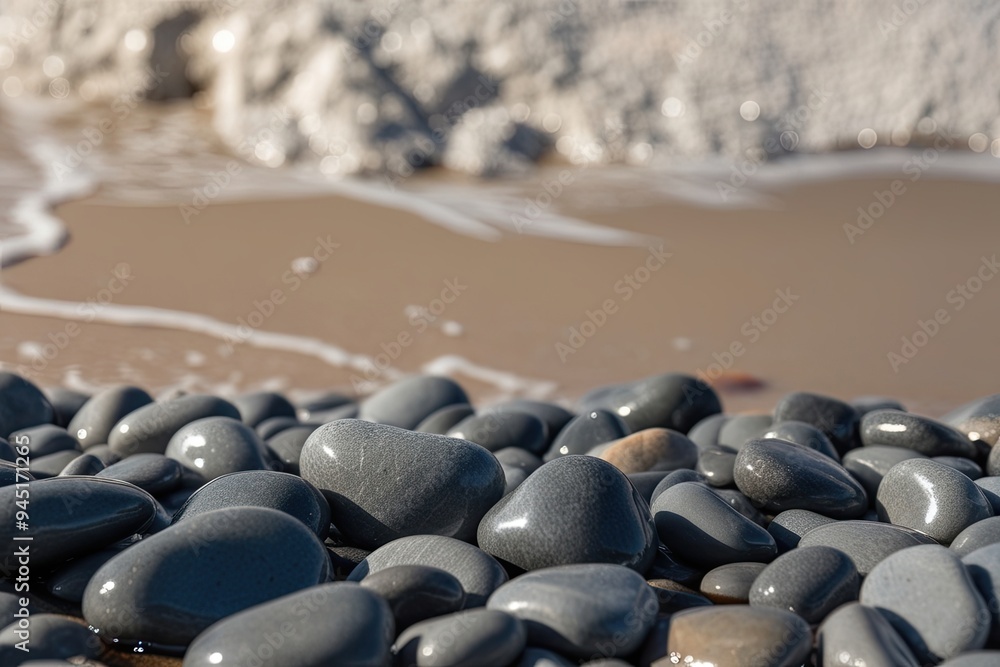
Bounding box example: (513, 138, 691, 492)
(767, 509, 835, 552)
(578, 373, 722, 434)
(667, 606, 811, 667)
(308, 402, 359, 423)
(861, 544, 989, 663)
(108, 394, 240, 457)
(940, 653, 1000, 667)
(652, 481, 776, 570)
(68, 385, 153, 448)
(943, 394, 1000, 447)
(773, 391, 859, 454)
(749, 545, 859, 624)
(512, 648, 576, 667)
(718, 414, 773, 449)
(183, 583, 393, 667)
(935, 456, 983, 479)
(798, 520, 934, 576)
(853, 395, 907, 415)
(415, 403, 475, 435)
(861, 409, 978, 458)
(84, 444, 120, 466)
(359, 564, 465, 631)
(58, 453, 105, 476)
(649, 469, 709, 505)
(714, 488, 768, 526)
(494, 447, 543, 494)
(764, 420, 840, 460)
(231, 391, 296, 427)
(348, 535, 508, 608)
(699, 562, 767, 604)
(477, 455, 656, 572)
(0, 372, 54, 439)
(696, 445, 737, 487)
(545, 410, 629, 460)
(734, 438, 868, 518)
(627, 471, 671, 504)
(359, 376, 469, 430)
(264, 424, 317, 475)
(96, 453, 183, 495)
(255, 416, 299, 440)
(495, 400, 575, 446)
(0, 476, 156, 571)
(295, 392, 353, 419)
(394, 609, 525, 667)
(687, 413, 729, 449)
(963, 543, 1000, 646)
(45, 544, 129, 602)
(876, 458, 993, 543)
(8, 424, 80, 457)
(818, 602, 920, 667)
(44, 386, 90, 428)
(83, 506, 331, 648)
(976, 476, 1000, 514)
(487, 564, 658, 660)
(26, 450, 81, 478)
(842, 445, 927, 499)
(165, 416, 272, 481)
(0, 614, 101, 665)
(0, 461, 31, 488)
(301, 420, 504, 549)
(448, 411, 548, 455)
(952, 517, 1000, 557)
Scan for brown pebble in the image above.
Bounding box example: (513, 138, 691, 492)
(598, 428, 697, 473)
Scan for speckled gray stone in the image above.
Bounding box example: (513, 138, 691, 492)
(183, 583, 393, 667)
(700, 562, 768, 604)
(394, 609, 525, 667)
(842, 445, 927, 498)
(962, 543, 1000, 646)
(798, 520, 934, 576)
(348, 535, 508, 608)
(773, 391, 859, 455)
(976, 476, 1000, 514)
(45, 386, 89, 428)
(652, 481, 776, 570)
(96, 453, 183, 495)
(749, 546, 859, 624)
(8, 424, 80, 458)
(861, 409, 978, 458)
(359, 564, 465, 630)
(68, 385, 153, 448)
(58, 453, 105, 476)
(667, 606, 812, 667)
(951, 517, 1000, 557)
(448, 411, 548, 455)
(818, 603, 919, 667)
(83, 506, 330, 648)
(0, 372, 54, 439)
(264, 424, 316, 475)
(861, 544, 989, 663)
(0, 614, 101, 665)
(767, 509, 835, 552)
(108, 394, 241, 457)
(764, 420, 840, 460)
(578, 373, 722, 434)
(734, 438, 868, 518)
(172, 470, 330, 538)
(487, 564, 658, 660)
(718, 414, 773, 449)
(415, 403, 475, 434)
(696, 445, 737, 488)
(943, 394, 1000, 447)
(359, 376, 469, 429)
(165, 416, 272, 481)
(494, 447, 542, 494)
(876, 458, 993, 543)
(544, 410, 629, 460)
(301, 420, 504, 549)
(231, 390, 296, 427)
(477, 455, 656, 572)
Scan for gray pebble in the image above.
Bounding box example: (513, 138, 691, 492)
(359, 376, 469, 429)
(939, 653, 1000, 667)
(861, 409, 977, 458)
(255, 415, 300, 439)
(264, 424, 316, 475)
(718, 414, 773, 449)
(696, 445, 737, 487)
(494, 400, 575, 446)
(764, 420, 840, 460)
(166, 416, 272, 481)
(767, 509, 835, 552)
(0, 614, 101, 666)
(68, 385, 153, 448)
(45, 544, 130, 603)
(415, 403, 475, 434)
(96, 453, 183, 495)
(976, 476, 1000, 514)
(511, 648, 576, 667)
(699, 562, 768, 604)
(962, 543, 1000, 646)
(231, 391, 296, 427)
(943, 394, 1000, 447)
(26, 450, 82, 478)
(494, 447, 542, 494)
(951, 517, 1000, 557)
(842, 445, 927, 499)
(394, 609, 525, 667)
(935, 456, 984, 479)
(798, 520, 934, 576)
(749, 545, 859, 624)
(687, 414, 729, 449)
(44, 387, 90, 428)
(8, 424, 80, 458)
(0, 372, 54, 439)
(773, 391, 859, 455)
(852, 395, 907, 415)
(109, 394, 240, 457)
(578, 373, 722, 434)
(448, 411, 548, 455)
(817, 602, 919, 667)
(58, 453, 105, 477)
(545, 410, 629, 460)
(359, 564, 465, 631)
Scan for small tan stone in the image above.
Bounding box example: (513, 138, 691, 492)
(598, 428, 697, 473)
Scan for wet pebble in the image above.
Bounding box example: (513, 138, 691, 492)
(861, 409, 978, 458)
(597, 427, 697, 473)
(8, 424, 80, 458)
(818, 602, 919, 667)
(58, 453, 105, 476)
(394, 608, 525, 667)
(773, 391, 859, 454)
(667, 605, 811, 667)
(447, 410, 548, 455)
(842, 445, 927, 499)
(544, 410, 628, 460)
(415, 403, 476, 434)
(0, 372, 54, 439)
(108, 394, 240, 457)
(951, 517, 1000, 556)
(579, 373, 722, 434)
(749, 545, 859, 624)
(358, 376, 469, 429)
(68, 385, 153, 448)
(696, 445, 737, 487)
(699, 562, 767, 604)
(798, 520, 934, 576)
(359, 564, 465, 631)
(96, 453, 183, 495)
(766, 508, 835, 552)
(0, 614, 101, 666)
(264, 424, 316, 475)
(763, 419, 840, 460)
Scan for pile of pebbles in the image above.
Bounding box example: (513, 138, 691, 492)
(1, 369, 1000, 666)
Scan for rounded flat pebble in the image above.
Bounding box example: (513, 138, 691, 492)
(862, 544, 989, 663)
(578, 373, 722, 434)
(172, 470, 330, 538)
(231, 391, 296, 427)
(766, 509, 835, 552)
(749, 545, 859, 623)
(255, 415, 299, 439)
(649, 469, 708, 504)
(415, 403, 475, 434)
(652, 481, 776, 569)
(348, 535, 508, 608)
(96, 453, 183, 495)
(687, 414, 729, 449)
(359, 564, 465, 630)
(394, 608, 525, 667)
(27, 450, 82, 479)
(818, 602, 919, 667)
(447, 411, 548, 455)
(108, 394, 240, 457)
(696, 445, 737, 487)
(58, 453, 105, 476)
(477, 455, 656, 572)
(718, 414, 773, 449)
(773, 391, 859, 454)
(699, 562, 767, 604)
(8, 425, 80, 458)
(295, 391, 353, 418)
(667, 606, 811, 667)
(951, 517, 1000, 556)
(943, 394, 1000, 447)
(763, 420, 840, 460)
(68, 385, 153, 448)
(842, 445, 927, 498)
(183, 583, 393, 667)
(359, 376, 469, 430)
(734, 438, 868, 518)
(0, 614, 101, 665)
(301, 420, 504, 549)
(83, 506, 330, 648)
(165, 416, 272, 481)
(0, 372, 54, 439)
(45, 387, 90, 428)
(496, 400, 575, 445)
(545, 410, 629, 460)
(935, 455, 983, 479)
(861, 409, 977, 458)
(798, 520, 934, 576)
(264, 424, 316, 475)
(853, 395, 907, 415)
(487, 564, 658, 660)
(876, 458, 993, 543)
(597, 428, 697, 473)
(962, 543, 1000, 645)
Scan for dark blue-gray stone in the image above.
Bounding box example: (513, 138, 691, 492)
(44, 386, 90, 428)
(487, 563, 658, 660)
(749, 545, 859, 624)
(766, 509, 835, 552)
(183, 583, 393, 667)
(962, 543, 1000, 646)
(306, 402, 359, 423)
(976, 476, 1000, 514)
(544, 410, 628, 460)
(348, 535, 508, 608)
(943, 394, 1000, 447)
(415, 403, 475, 434)
(448, 411, 548, 455)
(82, 506, 331, 648)
(652, 481, 776, 570)
(986, 445, 1000, 477)
(773, 391, 859, 455)
(734, 438, 868, 518)
(172, 470, 330, 539)
(68, 385, 153, 448)
(0, 461, 30, 488)
(0, 372, 54, 439)
(579, 373, 722, 434)
(359, 564, 465, 630)
(818, 603, 919, 667)
(876, 458, 993, 543)
(647, 578, 713, 612)
(860, 544, 989, 663)
(85, 443, 120, 466)
(495, 399, 575, 446)
(264, 424, 316, 475)
(0, 476, 156, 571)
(714, 488, 768, 526)
(699, 562, 767, 604)
(58, 453, 105, 476)
(853, 395, 907, 414)
(627, 471, 671, 504)
(764, 420, 840, 460)
(935, 456, 983, 479)
(295, 392, 353, 420)
(952, 517, 1000, 557)
(649, 469, 709, 505)
(477, 455, 656, 572)
(696, 445, 737, 488)
(394, 609, 525, 667)
(255, 415, 299, 440)
(842, 445, 927, 499)
(718, 414, 773, 449)
(96, 453, 183, 495)
(358, 376, 469, 429)
(8, 424, 80, 458)
(861, 409, 977, 458)
(108, 394, 240, 457)
(165, 416, 272, 481)
(231, 391, 296, 427)
(687, 414, 729, 449)
(0, 614, 101, 665)
(0, 438, 13, 462)
(26, 450, 81, 478)
(798, 520, 934, 576)
(0, 592, 30, 627)
(301, 420, 504, 549)
(45, 543, 131, 602)
(494, 447, 542, 494)
(667, 606, 811, 667)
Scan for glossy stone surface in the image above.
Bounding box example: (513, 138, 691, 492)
(876, 458, 993, 543)
(0, 613, 101, 665)
(45, 544, 130, 602)
(598, 428, 697, 473)
(842, 445, 927, 498)
(0, 372, 54, 439)
(359, 564, 465, 630)
(667, 606, 811, 667)
(763, 420, 840, 460)
(83, 507, 330, 647)
(700, 562, 768, 604)
(939, 653, 1000, 667)
(45, 386, 90, 428)
(773, 391, 859, 454)
(96, 453, 183, 495)
(696, 445, 737, 488)
(818, 602, 920, 667)
(649, 469, 709, 504)
(943, 394, 1000, 447)
(545, 410, 629, 460)
(687, 414, 729, 449)
(578, 373, 722, 434)
(935, 455, 983, 479)
(255, 415, 299, 440)
(734, 438, 868, 518)
(975, 476, 1000, 514)
(358, 375, 469, 429)
(766, 509, 835, 552)
(861, 409, 978, 458)
(477, 455, 656, 572)
(28, 450, 82, 478)
(58, 453, 105, 476)
(68, 385, 153, 448)
(487, 564, 658, 660)
(415, 403, 476, 434)
(108, 394, 241, 457)
(8, 424, 80, 458)
(951, 517, 1000, 556)
(394, 609, 525, 667)
(798, 520, 934, 576)
(231, 390, 296, 427)
(165, 416, 272, 481)
(749, 545, 859, 624)
(448, 411, 548, 455)
(301, 420, 504, 549)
